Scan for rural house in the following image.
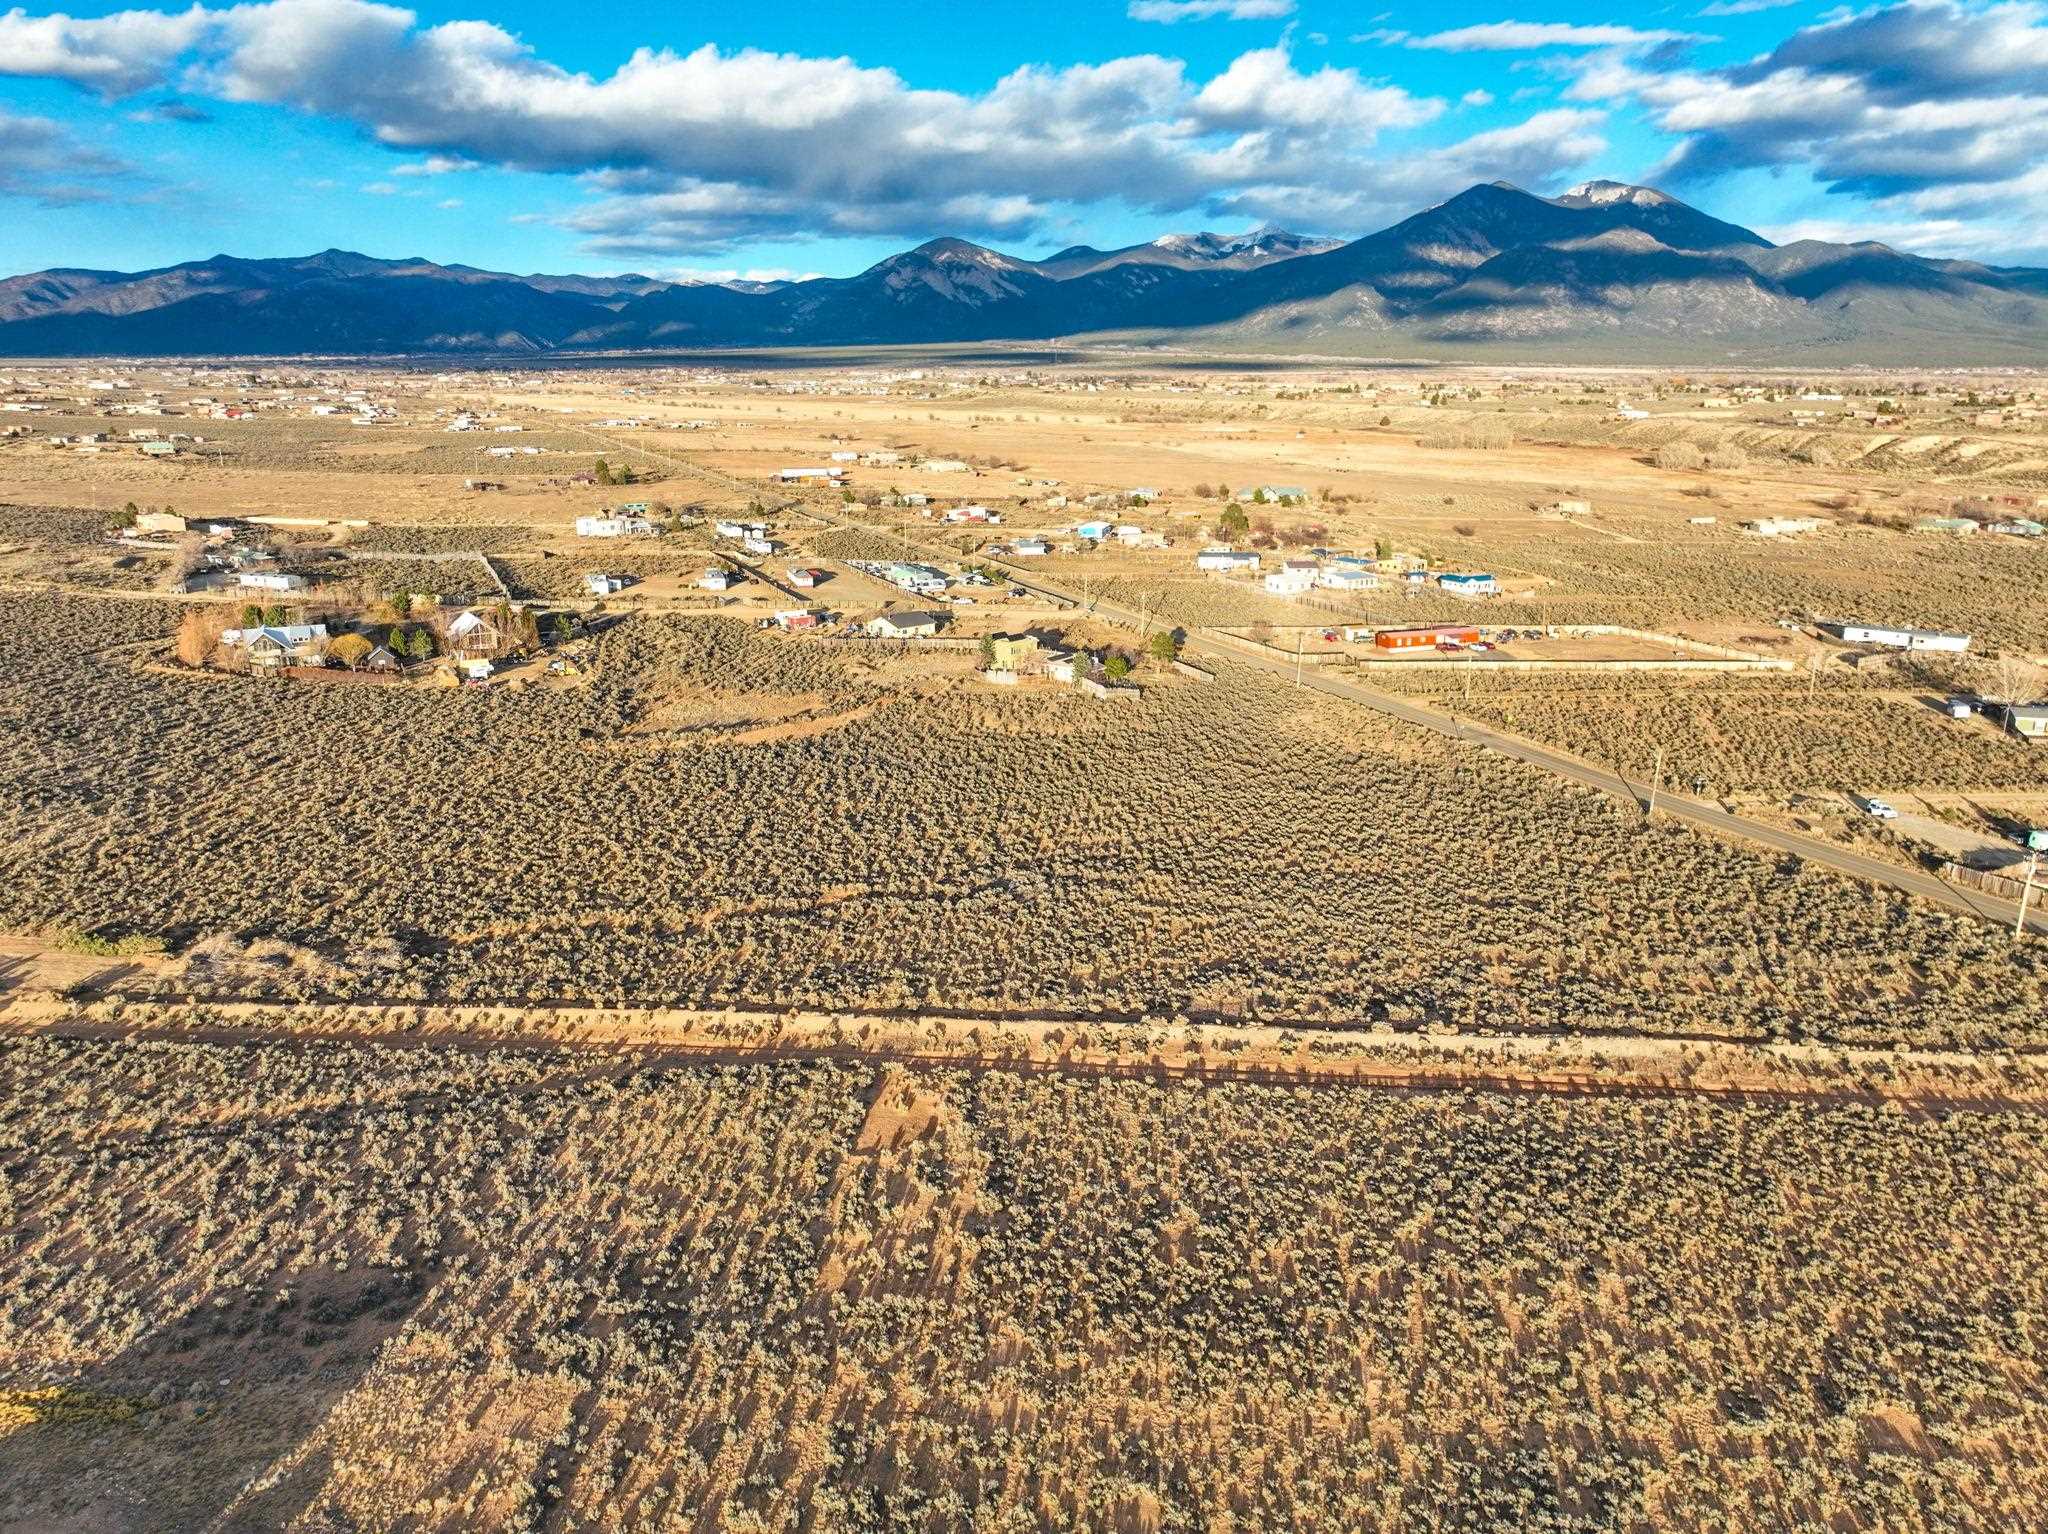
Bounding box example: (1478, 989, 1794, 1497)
(237, 570, 306, 593)
(1823, 622, 1971, 653)
(867, 611, 942, 639)
(446, 610, 503, 657)
(2008, 705, 2048, 740)
(988, 633, 1040, 673)
(1319, 565, 1378, 592)
(1437, 573, 1499, 598)
(229, 623, 329, 668)
(575, 514, 654, 538)
(1264, 560, 1319, 595)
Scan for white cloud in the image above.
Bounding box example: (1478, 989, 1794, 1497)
(394, 154, 481, 176)
(1461, 89, 1496, 106)
(1192, 45, 1441, 133)
(1568, 0, 2048, 225)
(0, 4, 210, 96)
(657, 264, 825, 284)
(1405, 22, 1707, 52)
(1211, 108, 1609, 229)
(1698, 0, 1804, 15)
(0, 103, 138, 203)
(1128, 0, 1295, 20)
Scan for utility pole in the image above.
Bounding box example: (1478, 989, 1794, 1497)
(2019, 851, 2040, 939)
(1646, 745, 1665, 819)
(1295, 627, 1304, 688)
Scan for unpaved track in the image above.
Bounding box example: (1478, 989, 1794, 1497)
(8, 994, 2044, 1114)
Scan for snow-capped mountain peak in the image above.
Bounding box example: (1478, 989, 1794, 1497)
(1559, 180, 1676, 208)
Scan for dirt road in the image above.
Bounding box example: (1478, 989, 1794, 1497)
(9, 991, 2044, 1113)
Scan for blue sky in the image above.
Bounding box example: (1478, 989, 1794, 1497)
(1, 0, 2044, 278)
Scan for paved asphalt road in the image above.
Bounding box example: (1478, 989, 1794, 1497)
(801, 505, 2046, 936)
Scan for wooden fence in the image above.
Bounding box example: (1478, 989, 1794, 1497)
(1939, 861, 2034, 901)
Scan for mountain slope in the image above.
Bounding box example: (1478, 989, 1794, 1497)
(1, 185, 2043, 360)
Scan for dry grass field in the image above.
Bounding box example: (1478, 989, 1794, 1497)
(0, 592, 2042, 1047)
(3, 357, 2047, 1531)
(2, 1027, 2045, 1533)
(1363, 667, 2043, 795)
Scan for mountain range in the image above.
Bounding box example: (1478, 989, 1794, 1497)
(3, 181, 2045, 362)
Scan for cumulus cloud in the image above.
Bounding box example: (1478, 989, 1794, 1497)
(1568, 0, 2048, 223)
(0, 4, 210, 96)
(1127, 0, 1295, 20)
(1210, 108, 1609, 229)
(0, 104, 138, 204)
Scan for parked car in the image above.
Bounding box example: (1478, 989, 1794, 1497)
(1469, 640, 1494, 652)
(1859, 796, 1899, 820)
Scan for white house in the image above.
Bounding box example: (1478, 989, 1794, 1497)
(743, 535, 779, 556)
(1010, 539, 1049, 558)
(877, 562, 948, 596)
(1319, 565, 1379, 592)
(576, 515, 654, 538)
(1195, 548, 1260, 572)
(1437, 572, 1499, 598)
(776, 466, 846, 483)
(237, 570, 306, 593)
(1742, 516, 1824, 537)
(700, 568, 735, 591)
(867, 611, 941, 639)
(1264, 560, 1319, 595)
(585, 573, 623, 596)
(923, 459, 969, 473)
(1826, 622, 1971, 653)
(1074, 519, 1113, 541)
